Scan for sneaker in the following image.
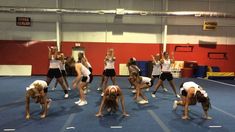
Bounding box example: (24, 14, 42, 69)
(52, 87, 56, 91)
(74, 99, 81, 104)
(84, 89, 88, 94)
(173, 100, 178, 110)
(107, 108, 111, 113)
(47, 99, 52, 109)
(163, 87, 168, 92)
(78, 100, 87, 106)
(64, 93, 69, 98)
(97, 87, 102, 91)
(151, 93, 156, 98)
(138, 100, 149, 104)
(101, 92, 104, 96)
(176, 94, 180, 98)
(203, 115, 212, 120)
(145, 88, 149, 92)
(131, 89, 137, 93)
(67, 87, 71, 91)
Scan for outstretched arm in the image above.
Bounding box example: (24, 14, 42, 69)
(182, 89, 194, 120)
(25, 92, 31, 119)
(119, 90, 129, 117)
(96, 95, 106, 117)
(40, 93, 48, 119)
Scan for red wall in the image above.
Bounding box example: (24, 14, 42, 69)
(61, 42, 162, 75)
(167, 44, 235, 72)
(0, 40, 56, 75)
(0, 40, 234, 75)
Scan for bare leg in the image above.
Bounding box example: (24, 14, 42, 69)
(168, 80, 177, 95)
(103, 76, 109, 91)
(57, 77, 69, 98)
(152, 79, 163, 94)
(54, 80, 58, 89)
(63, 76, 69, 88)
(111, 76, 116, 85)
(79, 82, 87, 101)
(46, 77, 53, 86)
(57, 77, 68, 91)
(99, 75, 105, 88)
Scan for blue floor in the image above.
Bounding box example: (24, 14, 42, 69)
(0, 76, 235, 132)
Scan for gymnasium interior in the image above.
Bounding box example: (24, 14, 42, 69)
(0, 0, 235, 132)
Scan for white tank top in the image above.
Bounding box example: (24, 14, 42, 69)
(49, 55, 60, 69)
(161, 59, 171, 72)
(129, 65, 140, 73)
(59, 61, 65, 70)
(182, 81, 208, 97)
(26, 80, 47, 91)
(105, 58, 115, 69)
(80, 63, 91, 76)
(152, 61, 161, 75)
(87, 62, 92, 68)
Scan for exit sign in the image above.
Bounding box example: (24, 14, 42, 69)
(16, 17, 31, 26)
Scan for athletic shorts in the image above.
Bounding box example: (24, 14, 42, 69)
(180, 88, 187, 96)
(81, 74, 93, 83)
(152, 75, 160, 79)
(105, 69, 116, 77)
(160, 72, 173, 81)
(180, 89, 197, 104)
(89, 67, 93, 74)
(146, 79, 154, 87)
(47, 68, 62, 78)
(44, 87, 48, 93)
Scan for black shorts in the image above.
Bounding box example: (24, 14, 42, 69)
(160, 72, 173, 81)
(61, 70, 67, 77)
(44, 87, 48, 93)
(81, 74, 93, 83)
(180, 89, 187, 96)
(89, 67, 93, 74)
(47, 68, 62, 78)
(105, 69, 116, 77)
(152, 75, 160, 79)
(146, 79, 154, 87)
(89, 74, 93, 83)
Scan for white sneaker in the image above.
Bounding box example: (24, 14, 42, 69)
(151, 93, 156, 98)
(84, 89, 88, 94)
(145, 88, 149, 92)
(101, 92, 104, 96)
(67, 87, 71, 91)
(203, 115, 212, 120)
(176, 94, 180, 98)
(138, 100, 149, 104)
(163, 88, 168, 92)
(74, 99, 81, 104)
(78, 100, 87, 106)
(64, 93, 69, 98)
(132, 89, 137, 93)
(97, 87, 102, 91)
(107, 108, 111, 112)
(47, 99, 52, 109)
(173, 100, 178, 110)
(52, 87, 56, 91)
